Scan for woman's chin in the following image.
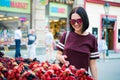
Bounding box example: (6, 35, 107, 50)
(75, 28, 81, 32)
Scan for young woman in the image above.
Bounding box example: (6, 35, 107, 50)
(56, 7, 99, 80)
(98, 37, 107, 61)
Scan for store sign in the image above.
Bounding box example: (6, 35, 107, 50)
(49, 3, 68, 18)
(40, 0, 48, 5)
(0, 0, 30, 13)
(51, 7, 65, 13)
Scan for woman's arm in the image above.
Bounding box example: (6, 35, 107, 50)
(89, 59, 98, 80)
(56, 50, 69, 65)
(25, 37, 28, 48)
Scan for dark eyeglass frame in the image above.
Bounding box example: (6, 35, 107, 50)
(69, 18, 82, 25)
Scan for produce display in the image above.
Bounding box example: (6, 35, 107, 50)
(0, 51, 94, 80)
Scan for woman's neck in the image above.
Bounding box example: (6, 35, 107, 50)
(75, 31, 89, 35)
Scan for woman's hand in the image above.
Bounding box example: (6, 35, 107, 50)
(56, 51, 69, 66)
(61, 55, 69, 66)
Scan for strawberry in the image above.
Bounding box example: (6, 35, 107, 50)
(69, 65, 77, 74)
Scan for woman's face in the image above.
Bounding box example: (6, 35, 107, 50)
(70, 13, 83, 33)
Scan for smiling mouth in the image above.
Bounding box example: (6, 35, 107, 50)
(74, 25, 80, 28)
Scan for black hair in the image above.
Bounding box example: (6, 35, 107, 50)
(69, 7, 89, 33)
(102, 36, 105, 39)
(18, 26, 21, 29)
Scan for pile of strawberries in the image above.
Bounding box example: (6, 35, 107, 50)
(0, 51, 94, 80)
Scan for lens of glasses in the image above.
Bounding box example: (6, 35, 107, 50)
(70, 19, 82, 25)
(70, 19, 75, 25)
(77, 19, 82, 24)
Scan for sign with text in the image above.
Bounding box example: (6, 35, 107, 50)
(49, 3, 68, 18)
(0, 0, 30, 13)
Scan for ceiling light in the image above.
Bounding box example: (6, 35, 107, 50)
(14, 16, 19, 18)
(8, 17, 13, 19)
(0, 15, 4, 17)
(3, 18, 7, 20)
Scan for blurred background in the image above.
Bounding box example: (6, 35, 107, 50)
(0, 0, 120, 52)
(0, 0, 120, 80)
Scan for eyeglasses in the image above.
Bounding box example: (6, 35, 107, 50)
(69, 18, 82, 25)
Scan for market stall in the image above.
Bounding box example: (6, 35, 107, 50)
(0, 51, 94, 80)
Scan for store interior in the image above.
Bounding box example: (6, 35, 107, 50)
(0, 14, 29, 46)
(49, 18, 67, 40)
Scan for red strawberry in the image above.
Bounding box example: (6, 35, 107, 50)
(86, 76, 94, 80)
(69, 65, 77, 74)
(66, 76, 76, 80)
